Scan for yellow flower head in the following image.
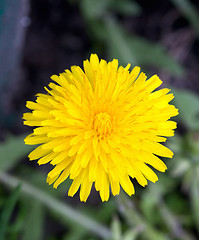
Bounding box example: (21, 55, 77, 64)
(23, 54, 178, 202)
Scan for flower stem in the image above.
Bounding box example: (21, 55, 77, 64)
(0, 172, 111, 239)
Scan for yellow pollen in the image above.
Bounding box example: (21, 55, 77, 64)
(93, 112, 112, 137)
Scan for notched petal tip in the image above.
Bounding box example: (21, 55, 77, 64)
(159, 165, 167, 173)
(90, 53, 99, 62)
(151, 176, 159, 183)
(50, 74, 59, 81)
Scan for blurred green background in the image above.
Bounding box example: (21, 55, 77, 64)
(0, 0, 199, 239)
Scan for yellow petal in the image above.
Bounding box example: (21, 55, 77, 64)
(53, 166, 71, 189)
(28, 145, 51, 160)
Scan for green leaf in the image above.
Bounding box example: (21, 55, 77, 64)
(111, 0, 142, 16)
(62, 227, 87, 240)
(172, 89, 199, 130)
(111, 217, 122, 240)
(22, 200, 44, 240)
(0, 185, 21, 240)
(80, 0, 111, 19)
(6, 202, 27, 240)
(0, 134, 34, 172)
(123, 228, 142, 240)
(105, 18, 136, 66)
(105, 18, 184, 76)
(80, 0, 141, 20)
(171, 0, 199, 36)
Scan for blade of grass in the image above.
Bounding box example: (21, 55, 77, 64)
(22, 200, 44, 240)
(6, 201, 27, 240)
(0, 185, 21, 240)
(0, 134, 34, 172)
(111, 0, 142, 16)
(105, 17, 137, 66)
(116, 192, 169, 240)
(0, 172, 111, 239)
(105, 17, 184, 76)
(62, 227, 87, 240)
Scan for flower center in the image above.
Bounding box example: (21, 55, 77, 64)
(93, 112, 112, 137)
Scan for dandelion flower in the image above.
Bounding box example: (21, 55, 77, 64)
(23, 54, 178, 202)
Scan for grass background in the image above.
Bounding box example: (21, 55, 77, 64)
(0, 0, 199, 239)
